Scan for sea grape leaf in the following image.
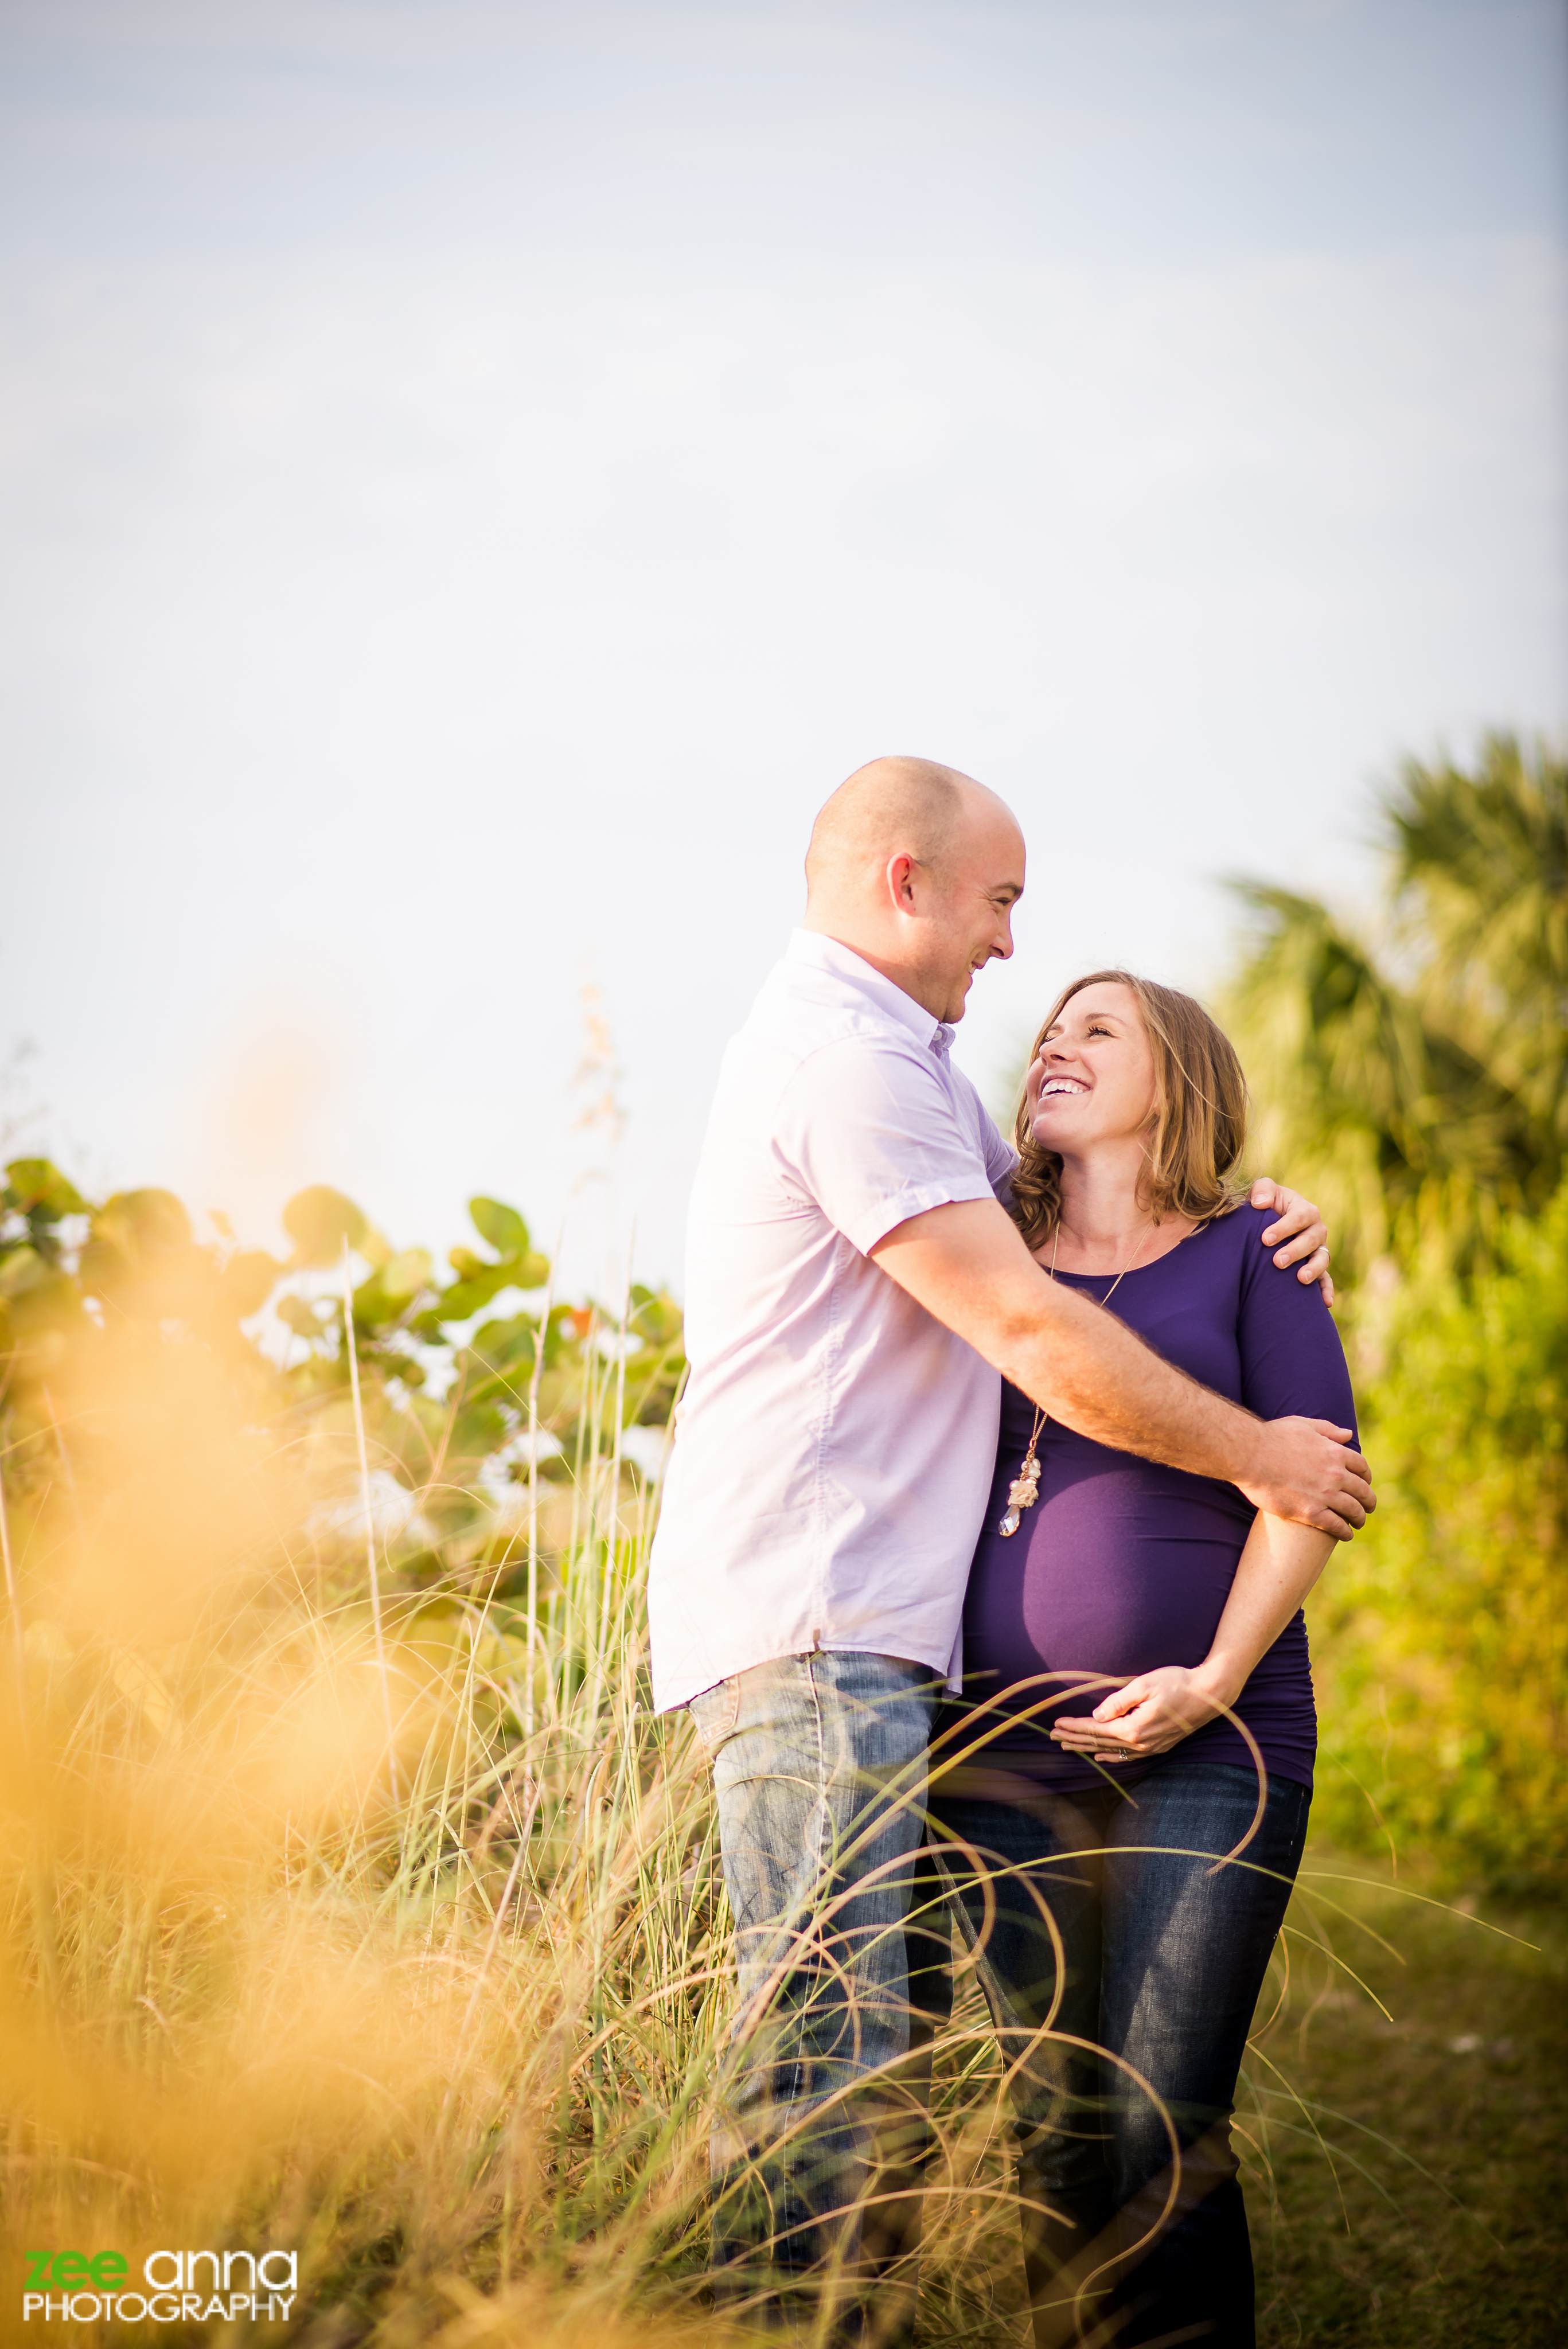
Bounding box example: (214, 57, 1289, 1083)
(219, 1249, 283, 1321)
(381, 1248, 433, 1305)
(353, 1248, 434, 1328)
(4, 1159, 89, 1220)
(0, 1245, 51, 1300)
(277, 1293, 329, 1339)
(283, 1186, 366, 1267)
(465, 1312, 542, 1373)
(469, 1197, 530, 1259)
(96, 1188, 192, 1252)
(0, 1262, 84, 1336)
(436, 1263, 517, 1321)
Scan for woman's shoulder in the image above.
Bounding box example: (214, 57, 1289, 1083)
(1183, 1199, 1301, 1305)
(1219, 1199, 1275, 1245)
(1221, 1199, 1344, 1332)
(1187, 1198, 1271, 1260)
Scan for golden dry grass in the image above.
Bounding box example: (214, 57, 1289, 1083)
(1, 1316, 1556, 2345)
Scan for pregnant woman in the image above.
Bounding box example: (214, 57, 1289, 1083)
(929, 969, 1357, 2349)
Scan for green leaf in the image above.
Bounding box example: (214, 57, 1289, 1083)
(380, 1248, 433, 1305)
(219, 1249, 283, 1321)
(465, 1312, 543, 1373)
(283, 1186, 366, 1268)
(0, 1244, 52, 1301)
(4, 1158, 89, 1220)
(95, 1188, 192, 1252)
(0, 1257, 83, 1337)
(353, 1249, 434, 1329)
(435, 1263, 517, 1322)
(277, 1294, 329, 1340)
(407, 1307, 453, 1345)
(469, 1197, 530, 1258)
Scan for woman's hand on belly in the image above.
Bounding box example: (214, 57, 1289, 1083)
(1054, 1512, 1340, 1762)
(1050, 1660, 1239, 1762)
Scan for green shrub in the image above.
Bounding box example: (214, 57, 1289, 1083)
(1312, 1182, 1568, 1889)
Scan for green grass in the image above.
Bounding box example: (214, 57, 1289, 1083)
(1248, 1868, 1567, 2347)
(902, 1860, 1568, 2347)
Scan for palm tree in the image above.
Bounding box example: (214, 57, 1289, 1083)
(1220, 732, 1566, 1286)
(1391, 732, 1567, 1157)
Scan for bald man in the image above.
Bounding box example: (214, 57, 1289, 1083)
(648, 755, 1366, 2335)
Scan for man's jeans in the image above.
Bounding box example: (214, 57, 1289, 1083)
(691, 1651, 941, 2332)
(929, 1759, 1310, 2349)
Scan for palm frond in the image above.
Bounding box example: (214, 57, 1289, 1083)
(1219, 871, 1538, 1283)
(1387, 731, 1567, 1162)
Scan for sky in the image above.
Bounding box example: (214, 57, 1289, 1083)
(1, 0, 1563, 1294)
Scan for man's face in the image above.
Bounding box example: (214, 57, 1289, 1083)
(922, 805, 1026, 1023)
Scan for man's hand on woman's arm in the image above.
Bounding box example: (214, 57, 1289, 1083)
(1249, 1176, 1334, 1306)
(869, 1198, 1374, 1538)
(1050, 1513, 1336, 1762)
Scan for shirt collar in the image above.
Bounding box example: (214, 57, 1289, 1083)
(786, 928, 957, 1058)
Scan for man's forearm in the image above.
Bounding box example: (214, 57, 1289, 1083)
(869, 1198, 1370, 1535)
(1000, 1283, 1266, 1486)
(873, 1198, 1265, 1484)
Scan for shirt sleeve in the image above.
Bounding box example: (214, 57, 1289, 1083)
(947, 1066, 1020, 1202)
(1235, 1208, 1359, 1443)
(980, 1105, 1021, 1199)
(773, 1035, 997, 1255)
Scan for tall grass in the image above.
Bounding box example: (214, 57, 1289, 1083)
(0, 1297, 738, 2342)
(0, 1290, 1542, 2344)
(0, 1289, 1030, 2343)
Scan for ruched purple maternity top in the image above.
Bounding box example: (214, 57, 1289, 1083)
(957, 1204, 1357, 1793)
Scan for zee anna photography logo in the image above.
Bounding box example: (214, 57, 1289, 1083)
(22, 2246, 298, 2324)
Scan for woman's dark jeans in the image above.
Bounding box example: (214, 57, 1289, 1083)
(926, 1759, 1310, 2349)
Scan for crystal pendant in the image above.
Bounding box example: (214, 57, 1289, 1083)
(999, 1505, 1022, 1537)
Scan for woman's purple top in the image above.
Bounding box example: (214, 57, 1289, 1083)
(958, 1204, 1356, 1793)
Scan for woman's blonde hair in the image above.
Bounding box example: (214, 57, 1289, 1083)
(1009, 969, 1251, 1251)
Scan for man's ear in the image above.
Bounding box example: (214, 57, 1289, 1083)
(885, 852, 920, 913)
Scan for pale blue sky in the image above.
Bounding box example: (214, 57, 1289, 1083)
(1, 0, 1563, 1289)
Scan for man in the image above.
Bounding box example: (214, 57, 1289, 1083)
(648, 756, 1366, 2335)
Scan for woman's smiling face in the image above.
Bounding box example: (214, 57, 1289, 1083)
(1025, 980, 1159, 1154)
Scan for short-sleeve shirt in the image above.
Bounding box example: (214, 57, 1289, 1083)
(957, 1205, 1359, 1792)
(647, 928, 1018, 1712)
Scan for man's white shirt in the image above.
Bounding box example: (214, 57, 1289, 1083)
(648, 928, 1019, 1712)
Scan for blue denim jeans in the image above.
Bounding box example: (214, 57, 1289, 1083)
(928, 1759, 1310, 2349)
(691, 1650, 940, 2334)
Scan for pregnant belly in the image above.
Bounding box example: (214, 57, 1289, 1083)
(964, 1470, 1248, 1704)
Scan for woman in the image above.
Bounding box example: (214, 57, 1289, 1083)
(929, 969, 1356, 2349)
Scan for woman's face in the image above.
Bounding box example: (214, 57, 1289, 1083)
(1025, 982, 1159, 1155)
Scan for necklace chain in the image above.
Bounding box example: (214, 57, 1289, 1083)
(996, 1216, 1154, 1538)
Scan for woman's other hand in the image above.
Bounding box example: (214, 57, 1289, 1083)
(1249, 1177, 1334, 1307)
(1050, 1664, 1238, 1761)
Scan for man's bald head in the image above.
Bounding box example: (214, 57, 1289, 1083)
(805, 755, 1007, 902)
(801, 755, 1025, 1023)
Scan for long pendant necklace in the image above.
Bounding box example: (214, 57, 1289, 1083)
(997, 1217, 1154, 1536)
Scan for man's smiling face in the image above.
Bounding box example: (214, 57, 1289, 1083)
(925, 801, 1027, 1024)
